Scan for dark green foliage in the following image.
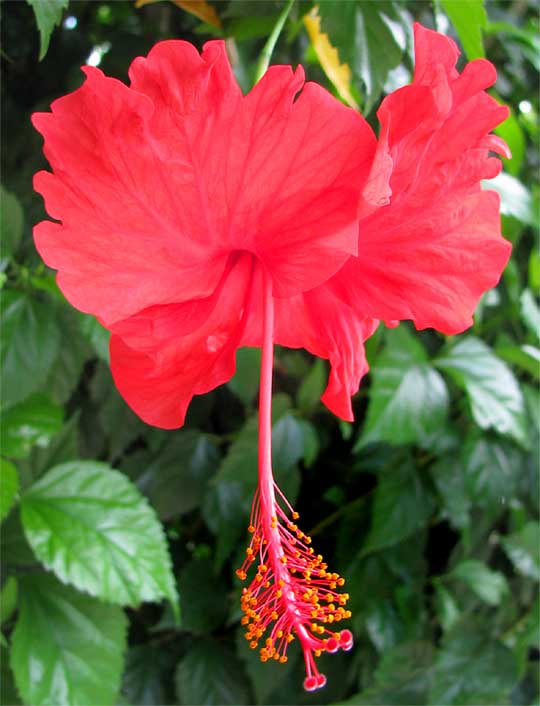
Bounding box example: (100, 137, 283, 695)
(1, 1, 538, 705)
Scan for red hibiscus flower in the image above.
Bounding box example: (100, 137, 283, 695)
(32, 23, 510, 691)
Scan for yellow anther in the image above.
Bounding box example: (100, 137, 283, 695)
(280, 655, 288, 663)
(278, 579, 285, 587)
(277, 630, 283, 638)
(266, 638, 273, 647)
(250, 641, 258, 649)
(337, 577, 345, 586)
(292, 511, 299, 519)
(270, 611, 278, 620)
(280, 556, 287, 564)
(276, 590, 282, 598)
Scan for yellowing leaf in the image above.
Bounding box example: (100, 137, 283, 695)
(135, 0, 221, 28)
(303, 6, 358, 110)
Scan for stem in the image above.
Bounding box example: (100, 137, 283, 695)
(254, 0, 295, 83)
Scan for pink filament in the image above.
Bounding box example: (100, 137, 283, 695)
(237, 263, 353, 691)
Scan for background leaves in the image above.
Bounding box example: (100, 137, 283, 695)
(1, 0, 539, 705)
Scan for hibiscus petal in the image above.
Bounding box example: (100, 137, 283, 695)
(33, 66, 227, 326)
(129, 40, 377, 297)
(109, 254, 257, 428)
(348, 22, 511, 335)
(35, 40, 378, 326)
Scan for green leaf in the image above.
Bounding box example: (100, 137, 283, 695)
(225, 14, 279, 41)
(501, 522, 540, 581)
(297, 418, 320, 467)
(90, 363, 144, 462)
(45, 308, 91, 405)
(318, 0, 406, 112)
(429, 455, 470, 530)
(228, 347, 261, 406)
(488, 172, 537, 226)
(461, 434, 524, 510)
(436, 336, 529, 448)
(362, 459, 436, 555)
(0, 512, 36, 566)
(365, 599, 404, 653)
(520, 288, 540, 340)
(80, 314, 110, 362)
(26, 0, 69, 60)
(272, 413, 305, 471)
(139, 430, 220, 520)
(434, 584, 460, 633)
(20, 461, 179, 618)
(1, 290, 61, 409)
(494, 105, 525, 176)
(429, 622, 518, 704)
(178, 559, 228, 634)
(10, 573, 127, 706)
(358, 327, 449, 449)
(0, 459, 19, 521)
(18, 413, 80, 481)
(495, 343, 540, 380)
(450, 559, 508, 605)
(202, 479, 247, 570)
(1, 394, 63, 459)
(0, 185, 23, 258)
(121, 646, 170, 706)
(175, 640, 252, 705)
(0, 576, 18, 625)
(1, 646, 21, 705)
(441, 0, 487, 60)
(297, 358, 326, 412)
(338, 641, 434, 705)
(529, 248, 540, 293)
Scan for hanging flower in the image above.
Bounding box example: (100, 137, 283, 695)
(32, 23, 510, 691)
